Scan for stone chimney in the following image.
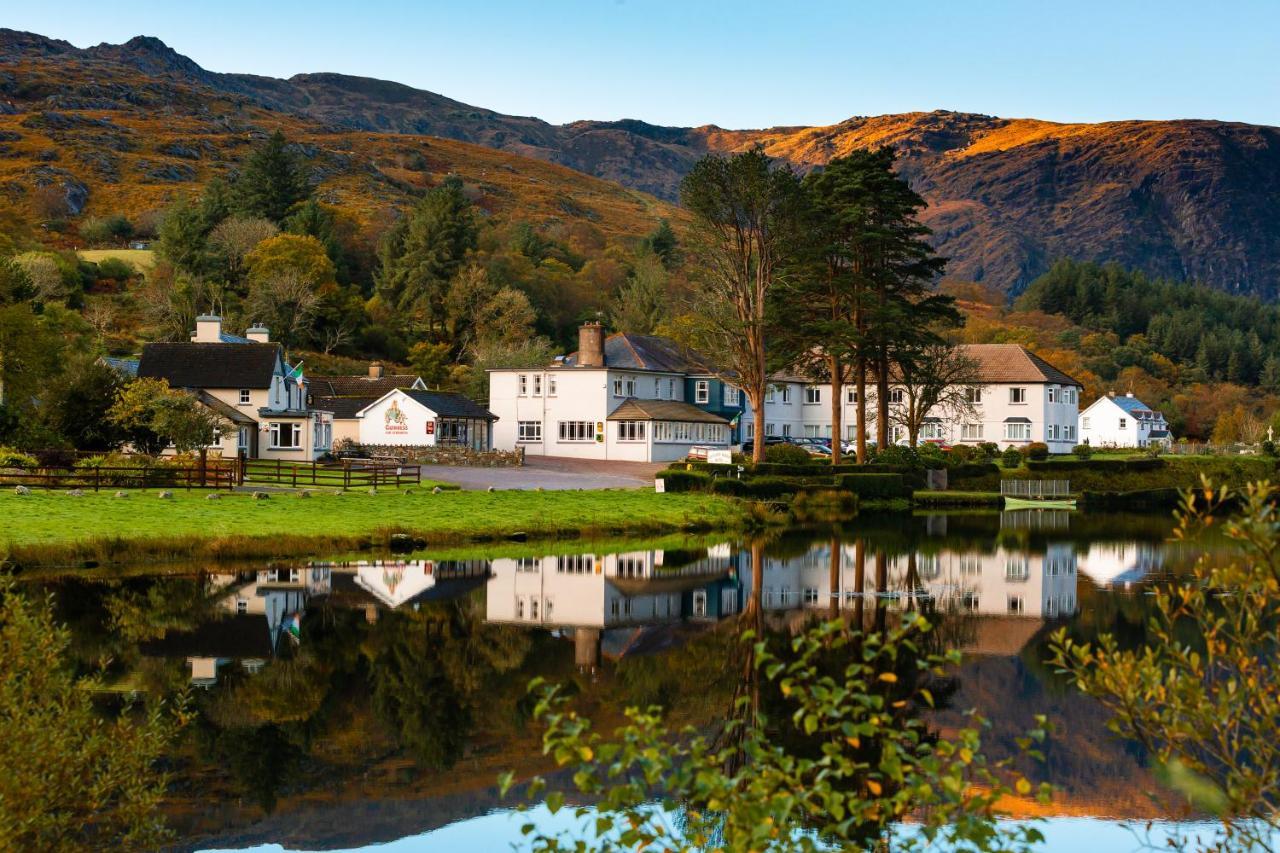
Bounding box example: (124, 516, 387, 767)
(246, 325, 270, 343)
(1107, 390, 1116, 398)
(193, 315, 222, 343)
(369, 361, 384, 379)
(577, 321, 605, 368)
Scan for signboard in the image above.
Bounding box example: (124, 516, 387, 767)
(654, 478, 666, 493)
(383, 400, 409, 435)
(426, 421, 435, 435)
(707, 449, 733, 465)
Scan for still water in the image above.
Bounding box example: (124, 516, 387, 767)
(32, 510, 1219, 851)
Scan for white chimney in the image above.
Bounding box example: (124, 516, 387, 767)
(246, 325, 270, 343)
(369, 361, 384, 379)
(193, 315, 223, 343)
(1126, 392, 1135, 398)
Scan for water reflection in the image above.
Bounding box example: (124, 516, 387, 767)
(26, 510, 1213, 849)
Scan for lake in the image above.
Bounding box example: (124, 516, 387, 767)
(28, 509, 1225, 851)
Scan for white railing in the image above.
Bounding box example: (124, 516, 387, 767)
(1001, 479, 1071, 498)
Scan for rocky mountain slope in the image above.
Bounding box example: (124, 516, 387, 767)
(3, 30, 1279, 297)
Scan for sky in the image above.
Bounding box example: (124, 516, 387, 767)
(7, 1, 1279, 129)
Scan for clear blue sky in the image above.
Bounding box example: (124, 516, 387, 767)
(8, 1, 1279, 129)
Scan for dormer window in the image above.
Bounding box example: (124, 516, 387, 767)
(239, 389, 251, 405)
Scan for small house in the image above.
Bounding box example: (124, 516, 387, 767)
(1078, 392, 1171, 448)
(355, 388, 497, 450)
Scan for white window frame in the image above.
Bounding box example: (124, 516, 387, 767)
(960, 423, 984, 441)
(518, 374, 528, 396)
(238, 388, 251, 405)
(846, 387, 858, 404)
(517, 421, 543, 443)
(269, 421, 301, 450)
(548, 375, 557, 396)
(781, 385, 792, 405)
(695, 380, 710, 404)
(1047, 387, 1057, 404)
(1004, 421, 1032, 441)
(558, 421, 597, 442)
(723, 385, 740, 406)
(616, 420, 646, 442)
(804, 386, 821, 405)
(612, 379, 624, 398)
(889, 388, 904, 404)
(1119, 418, 1128, 430)
(532, 374, 542, 396)
(1010, 387, 1027, 404)
(765, 385, 777, 404)
(964, 386, 982, 405)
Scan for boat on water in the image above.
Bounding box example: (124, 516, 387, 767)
(1003, 496, 1077, 510)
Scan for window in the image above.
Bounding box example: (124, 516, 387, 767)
(962, 592, 979, 612)
(518, 374, 528, 396)
(960, 554, 982, 575)
(617, 420, 646, 441)
(1010, 387, 1027, 404)
(654, 378, 661, 397)
(667, 379, 676, 399)
(695, 380, 710, 404)
(557, 554, 594, 573)
(270, 422, 301, 449)
(765, 385, 777, 404)
(892, 424, 907, 443)
(1047, 387, 1057, 403)
(1005, 557, 1029, 581)
(765, 422, 777, 436)
(625, 378, 636, 396)
(1082, 416, 1091, 429)
(516, 597, 524, 619)
(961, 423, 984, 441)
(746, 422, 754, 438)
(846, 387, 858, 404)
(782, 423, 793, 437)
(237, 427, 250, 451)
(723, 386, 740, 406)
(889, 388, 904, 404)
(964, 386, 982, 404)
(1007, 595, 1025, 615)
(1119, 418, 1128, 430)
(516, 557, 540, 572)
(517, 421, 543, 443)
(548, 375, 557, 396)
(805, 386, 821, 404)
(846, 424, 857, 440)
(558, 421, 596, 442)
(1047, 424, 1058, 440)
(1065, 425, 1076, 440)
(1004, 421, 1032, 441)
(804, 424, 821, 438)
(1065, 388, 1076, 404)
(238, 388, 251, 405)
(781, 385, 792, 404)
(652, 422, 728, 444)
(532, 374, 542, 396)
(803, 587, 820, 605)
(529, 598, 539, 620)
(692, 589, 707, 617)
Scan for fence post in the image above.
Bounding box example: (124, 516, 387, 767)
(292, 464, 297, 489)
(93, 466, 100, 493)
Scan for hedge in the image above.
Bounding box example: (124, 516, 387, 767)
(1026, 458, 1167, 473)
(835, 473, 909, 498)
(948, 462, 1001, 481)
(657, 470, 710, 492)
(711, 476, 801, 499)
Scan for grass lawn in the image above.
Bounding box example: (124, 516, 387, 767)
(0, 488, 747, 567)
(77, 248, 156, 271)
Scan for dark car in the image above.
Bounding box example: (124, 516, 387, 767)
(739, 436, 789, 457)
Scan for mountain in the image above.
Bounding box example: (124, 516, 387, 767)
(3, 30, 1280, 298)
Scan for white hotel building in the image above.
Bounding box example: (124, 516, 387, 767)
(488, 323, 1082, 462)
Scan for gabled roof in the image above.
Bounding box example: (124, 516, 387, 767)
(1109, 395, 1161, 417)
(309, 375, 424, 397)
(100, 356, 138, 378)
(561, 333, 714, 374)
(137, 342, 282, 389)
(607, 399, 730, 424)
(958, 344, 1081, 387)
(139, 613, 273, 660)
(312, 396, 372, 419)
(357, 388, 497, 421)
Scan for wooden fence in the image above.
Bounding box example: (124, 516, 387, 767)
(2, 462, 238, 491)
(239, 458, 422, 489)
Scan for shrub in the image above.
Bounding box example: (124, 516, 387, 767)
(1001, 447, 1023, 469)
(657, 470, 710, 493)
(1072, 443, 1094, 459)
(1025, 442, 1050, 461)
(836, 473, 908, 498)
(948, 444, 974, 464)
(1264, 440, 1277, 457)
(94, 257, 135, 282)
(977, 442, 1001, 460)
(917, 443, 947, 468)
(868, 445, 921, 468)
(0, 446, 37, 468)
(78, 214, 133, 247)
(764, 443, 812, 465)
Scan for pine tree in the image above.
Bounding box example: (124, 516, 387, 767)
(643, 219, 679, 269)
(233, 131, 311, 223)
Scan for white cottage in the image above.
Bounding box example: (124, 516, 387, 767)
(1077, 392, 1171, 449)
(355, 388, 497, 450)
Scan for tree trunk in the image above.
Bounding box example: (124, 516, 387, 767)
(828, 353, 842, 465)
(855, 356, 868, 464)
(751, 390, 767, 465)
(876, 354, 890, 448)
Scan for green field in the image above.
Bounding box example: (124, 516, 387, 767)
(0, 487, 747, 567)
(77, 248, 156, 271)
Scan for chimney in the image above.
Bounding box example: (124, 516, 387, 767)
(369, 361, 384, 379)
(1126, 391, 1135, 398)
(1107, 390, 1116, 398)
(246, 325, 270, 343)
(193, 315, 222, 343)
(577, 321, 605, 368)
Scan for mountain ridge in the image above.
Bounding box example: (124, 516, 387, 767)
(2, 29, 1279, 298)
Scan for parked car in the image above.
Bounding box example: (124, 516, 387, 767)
(790, 437, 832, 456)
(739, 436, 789, 457)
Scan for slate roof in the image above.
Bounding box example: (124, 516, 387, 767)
(1108, 394, 1163, 419)
(312, 396, 372, 419)
(607, 399, 730, 424)
(309, 375, 423, 397)
(100, 356, 138, 378)
(196, 390, 256, 425)
(958, 344, 1081, 388)
(139, 613, 273, 660)
(137, 342, 281, 389)
(402, 389, 497, 420)
(560, 333, 714, 373)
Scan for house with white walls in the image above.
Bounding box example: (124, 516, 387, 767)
(1077, 392, 1171, 449)
(488, 322, 734, 462)
(135, 315, 332, 460)
(355, 388, 497, 450)
(309, 362, 427, 447)
(489, 325, 1081, 460)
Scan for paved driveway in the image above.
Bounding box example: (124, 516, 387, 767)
(420, 456, 667, 491)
